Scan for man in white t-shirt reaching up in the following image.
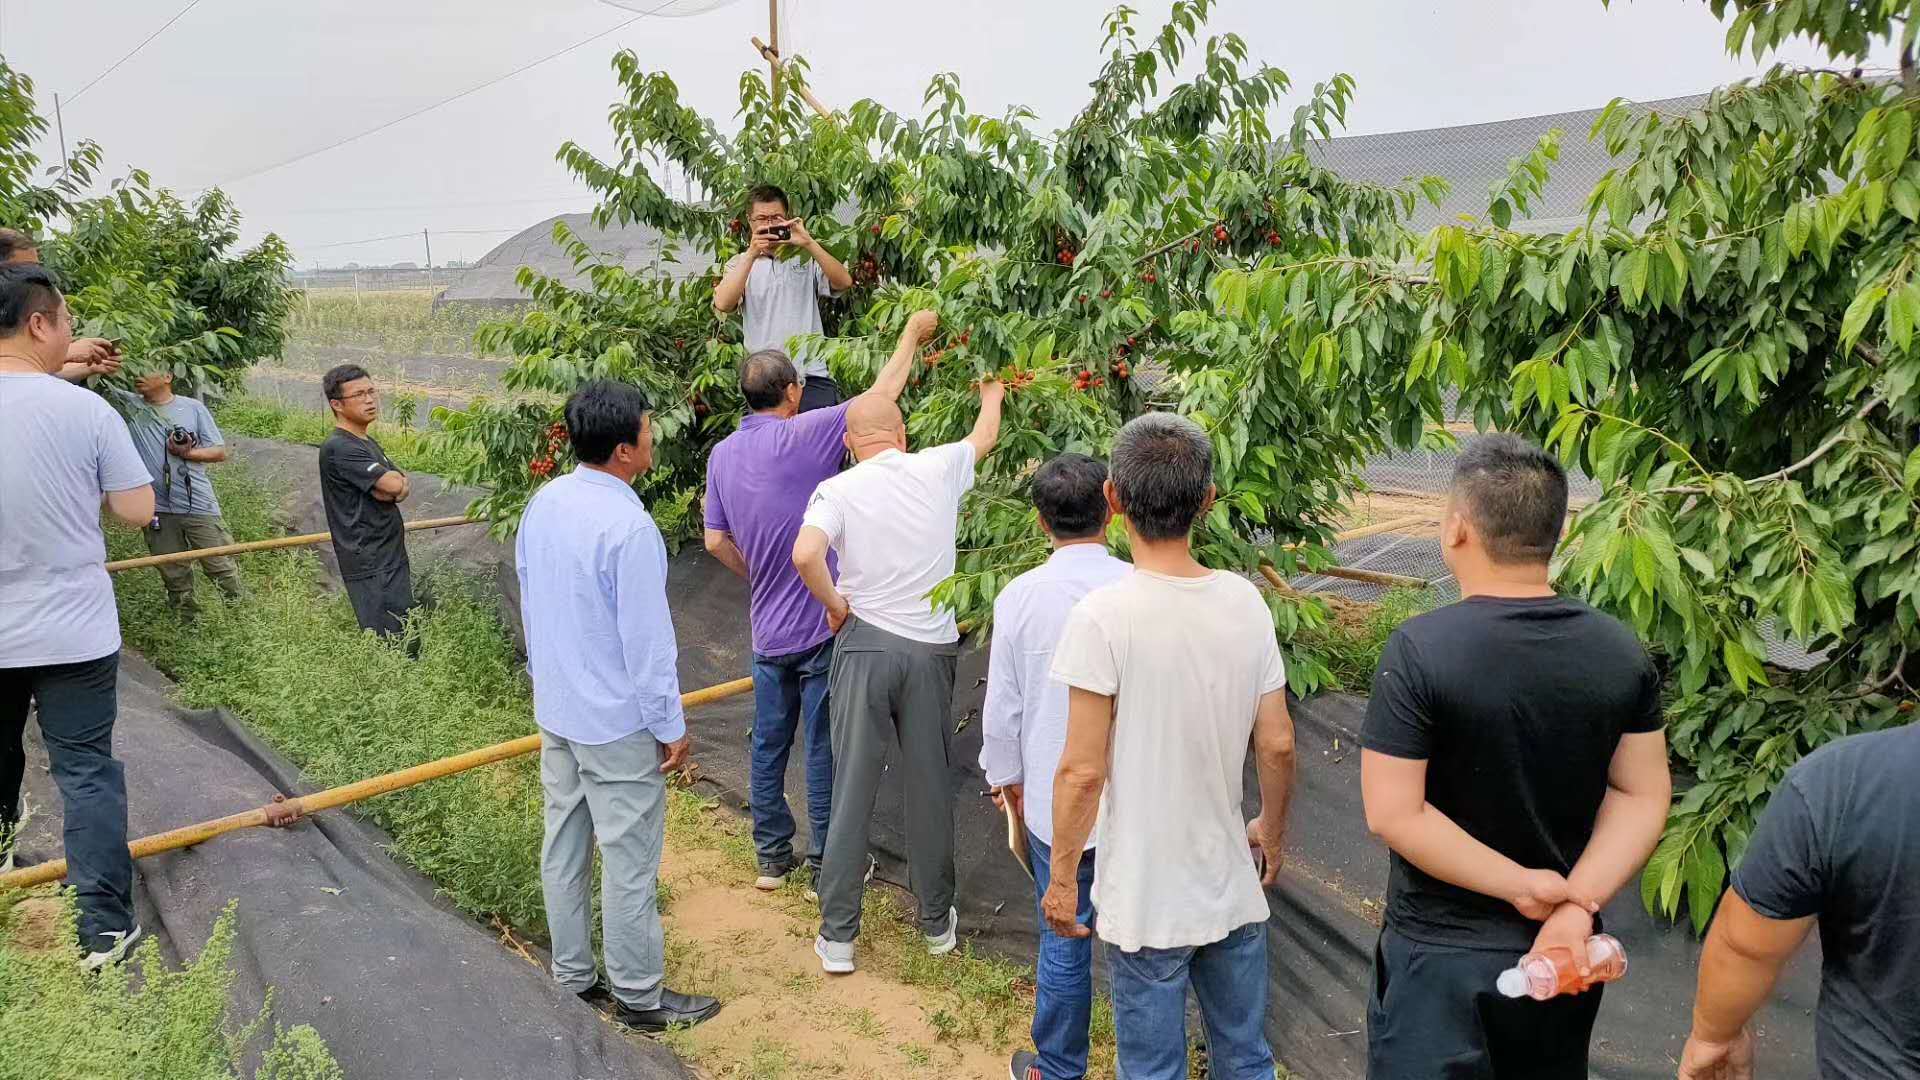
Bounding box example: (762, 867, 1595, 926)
(1046, 412, 1297, 1080)
(793, 379, 1006, 973)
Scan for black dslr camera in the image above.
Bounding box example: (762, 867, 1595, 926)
(167, 425, 198, 449)
(762, 224, 792, 242)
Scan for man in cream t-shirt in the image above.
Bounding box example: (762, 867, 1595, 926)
(1045, 412, 1298, 1080)
(792, 381, 1005, 973)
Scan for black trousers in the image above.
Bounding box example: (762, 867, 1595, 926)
(798, 375, 842, 413)
(0, 652, 135, 942)
(1367, 926, 1603, 1080)
(345, 557, 415, 638)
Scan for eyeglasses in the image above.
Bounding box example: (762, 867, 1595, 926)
(334, 388, 377, 402)
(748, 213, 787, 225)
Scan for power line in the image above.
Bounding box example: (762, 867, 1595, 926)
(302, 226, 523, 251)
(274, 192, 597, 216)
(68, 0, 207, 105)
(199, 0, 747, 193)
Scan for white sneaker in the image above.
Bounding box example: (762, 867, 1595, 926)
(754, 869, 788, 892)
(815, 935, 855, 974)
(925, 907, 958, 956)
(81, 924, 143, 972)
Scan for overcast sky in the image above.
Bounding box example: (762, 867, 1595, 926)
(1, 0, 1899, 268)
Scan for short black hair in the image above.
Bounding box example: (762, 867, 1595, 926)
(1109, 413, 1214, 542)
(0, 228, 39, 263)
(746, 184, 790, 215)
(1032, 453, 1109, 540)
(0, 263, 63, 335)
(1451, 434, 1568, 565)
(741, 349, 799, 411)
(565, 379, 653, 465)
(322, 363, 371, 401)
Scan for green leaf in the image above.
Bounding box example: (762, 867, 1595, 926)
(1631, 533, 1658, 595)
(1784, 201, 1812, 256)
(1840, 284, 1888, 347)
(1685, 838, 1726, 937)
(1490, 198, 1512, 228)
(1680, 547, 1716, 578)
(1892, 178, 1920, 222)
(1905, 444, 1920, 493)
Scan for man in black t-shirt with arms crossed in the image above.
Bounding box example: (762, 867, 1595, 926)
(1361, 434, 1673, 1079)
(318, 364, 414, 638)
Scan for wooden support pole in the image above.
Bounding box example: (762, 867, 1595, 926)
(0, 677, 756, 893)
(751, 36, 832, 120)
(105, 516, 481, 574)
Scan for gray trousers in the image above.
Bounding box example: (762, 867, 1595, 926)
(539, 727, 667, 1010)
(817, 617, 959, 943)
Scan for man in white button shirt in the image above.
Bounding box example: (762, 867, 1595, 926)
(792, 379, 1006, 973)
(980, 454, 1130, 1080)
(1045, 413, 1297, 1080)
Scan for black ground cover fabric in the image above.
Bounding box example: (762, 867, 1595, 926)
(13, 654, 689, 1080)
(131, 437, 1821, 1078)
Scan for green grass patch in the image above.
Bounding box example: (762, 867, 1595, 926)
(213, 395, 474, 478)
(1295, 587, 1433, 692)
(0, 897, 342, 1080)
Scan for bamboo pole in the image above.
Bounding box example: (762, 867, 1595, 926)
(751, 36, 832, 120)
(0, 677, 755, 892)
(105, 516, 481, 573)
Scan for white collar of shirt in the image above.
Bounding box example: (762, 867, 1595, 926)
(571, 466, 641, 503)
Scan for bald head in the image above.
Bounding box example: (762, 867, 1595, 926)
(844, 394, 906, 460)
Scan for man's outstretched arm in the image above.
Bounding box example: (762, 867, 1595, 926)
(866, 309, 937, 403)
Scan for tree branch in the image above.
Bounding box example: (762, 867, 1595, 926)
(1745, 391, 1888, 486)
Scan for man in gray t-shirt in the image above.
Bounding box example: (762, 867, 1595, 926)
(0, 262, 154, 967)
(109, 370, 244, 615)
(712, 184, 853, 413)
(1679, 723, 1920, 1078)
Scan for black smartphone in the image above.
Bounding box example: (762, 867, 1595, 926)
(767, 225, 792, 241)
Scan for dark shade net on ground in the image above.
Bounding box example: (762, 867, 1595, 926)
(205, 439, 1827, 1078)
(12, 654, 689, 1080)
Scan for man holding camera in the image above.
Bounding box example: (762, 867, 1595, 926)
(108, 370, 245, 617)
(712, 184, 853, 413)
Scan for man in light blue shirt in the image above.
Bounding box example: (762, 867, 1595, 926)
(515, 379, 721, 1033)
(980, 454, 1131, 1080)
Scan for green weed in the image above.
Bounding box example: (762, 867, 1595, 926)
(0, 898, 342, 1080)
(1295, 587, 1434, 692)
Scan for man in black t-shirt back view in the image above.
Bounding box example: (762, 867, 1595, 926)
(318, 364, 415, 639)
(1361, 434, 1673, 1079)
(1678, 723, 1920, 1079)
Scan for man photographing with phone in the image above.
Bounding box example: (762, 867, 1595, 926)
(712, 184, 853, 412)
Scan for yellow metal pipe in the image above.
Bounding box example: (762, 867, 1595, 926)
(106, 517, 482, 574)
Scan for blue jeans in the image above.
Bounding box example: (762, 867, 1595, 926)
(749, 638, 834, 875)
(1108, 920, 1275, 1080)
(1028, 829, 1097, 1080)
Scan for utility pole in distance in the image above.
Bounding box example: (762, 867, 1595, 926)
(53, 93, 70, 174)
(423, 229, 433, 284)
(768, 0, 781, 116)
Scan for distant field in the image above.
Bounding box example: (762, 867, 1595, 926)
(287, 289, 503, 356)
(254, 290, 537, 422)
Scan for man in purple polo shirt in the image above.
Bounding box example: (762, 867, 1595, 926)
(704, 309, 937, 890)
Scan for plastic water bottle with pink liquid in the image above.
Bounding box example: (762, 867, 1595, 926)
(1495, 934, 1628, 1001)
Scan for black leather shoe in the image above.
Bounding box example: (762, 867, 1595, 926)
(575, 981, 615, 1010)
(611, 988, 723, 1032)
